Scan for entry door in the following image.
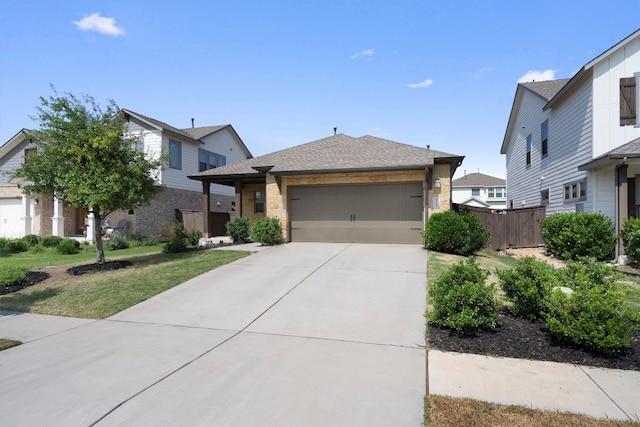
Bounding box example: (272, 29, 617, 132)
(289, 182, 424, 243)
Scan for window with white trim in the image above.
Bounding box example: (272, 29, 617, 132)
(471, 188, 480, 196)
(563, 180, 587, 203)
(254, 191, 265, 213)
(169, 139, 182, 169)
(488, 187, 505, 198)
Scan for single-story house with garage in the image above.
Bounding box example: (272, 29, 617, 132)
(188, 133, 464, 243)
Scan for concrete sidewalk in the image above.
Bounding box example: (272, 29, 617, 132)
(428, 349, 640, 421)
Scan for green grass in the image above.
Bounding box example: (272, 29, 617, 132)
(0, 338, 22, 351)
(0, 247, 251, 318)
(0, 244, 163, 269)
(427, 250, 518, 285)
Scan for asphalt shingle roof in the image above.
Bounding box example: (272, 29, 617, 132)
(520, 79, 570, 101)
(452, 172, 505, 187)
(182, 125, 228, 140)
(190, 134, 463, 179)
(122, 109, 200, 143)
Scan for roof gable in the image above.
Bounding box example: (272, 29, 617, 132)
(121, 109, 200, 144)
(452, 172, 506, 187)
(182, 125, 253, 159)
(0, 129, 31, 161)
(189, 134, 464, 180)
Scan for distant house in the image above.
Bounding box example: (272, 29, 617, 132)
(0, 110, 253, 239)
(189, 133, 464, 243)
(452, 172, 506, 209)
(500, 29, 640, 259)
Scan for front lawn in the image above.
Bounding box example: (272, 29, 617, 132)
(0, 245, 250, 318)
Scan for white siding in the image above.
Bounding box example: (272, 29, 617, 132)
(592, 35, 640, 157)
(0, 138, 34, 185)
(506, 81, 594, 215)
(593, 169, 616, 220)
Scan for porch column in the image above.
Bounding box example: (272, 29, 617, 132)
(616, 164, 628, 262)
(20, 195, 32, 237)
(51, 196, 64, 237)
(85, 211, 96, 243)
(202, 181, 211, 238)
(234, 180, 243, 216)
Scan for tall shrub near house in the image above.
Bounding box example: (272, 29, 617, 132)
(422, 210, 490, 255)
(251, 217, 282, 246)
(622, 217, 640, 264)
(540, 212, 615, 261)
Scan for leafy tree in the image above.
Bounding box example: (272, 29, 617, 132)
(10, 88, 162, 264)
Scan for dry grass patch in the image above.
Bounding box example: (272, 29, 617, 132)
(427, 395, 639, 427)
(0, 338, 21, 351)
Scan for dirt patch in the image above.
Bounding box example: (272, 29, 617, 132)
(503, 247, 566, 267)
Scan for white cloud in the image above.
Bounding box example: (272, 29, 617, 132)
(407, 78, 434, 89)
(474, 67, 492, 78)
(517, 69, 555, 83)
(351, 49, 374, 60)
(73, 13, 125, 36)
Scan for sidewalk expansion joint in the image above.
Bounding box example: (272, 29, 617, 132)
(242, 330, 425, 350)
(578, 365, 632, 421)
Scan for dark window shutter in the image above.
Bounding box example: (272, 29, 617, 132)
(620, 77, 637, 126)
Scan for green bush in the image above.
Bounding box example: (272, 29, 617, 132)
(427, 258, 499, 336)
(127, 233, 157, 247)
(0, 237, 8, 248)
(541, 212, 615, 261)
(422, 210, 490, 256)
(186, 229, 203, 246)
(28, 243, 46, 254)
(226, 217, 251, 243)
(22, 234, 41, 247)
(251, 217, 283, 246)
(41, 235, 63, 248)
(7, 239, 28, 253)
(163, 222, 187, 253)
(544, 261, 639, 356)
(622, 217, 640, 264)
(56, 238, 80, 255)
(497, 257, 557, 320)
(105, 233, 129, 250)
(0, 266, 29, 287)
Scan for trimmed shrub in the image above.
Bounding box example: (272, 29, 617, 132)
(56, 238, 80, 255)
(28, 244, 46, 254)
(0, 266, 29, 287)
(226, 217, 251, 243)
(22, 234, 41, 247)
(163, 222, 187, 253)
(251, 217, 283, 246)
(622, 217, 640, 264)
(7, 239, 28, 253)
(497, 257, 557, 320)
(0, 237, 8, 248)
(422, 210, 490, 256)
(186, 229, 203, 246)
(427, 258, 499, 336)
(541, 212, 615, 261)
(105, 233, 129, 250)
(127, 233, 157, 247)
(544, 261, 639, 356)
(41, 235, 63, 248)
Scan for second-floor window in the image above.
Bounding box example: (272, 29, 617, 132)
(541, 120, 548, 157)
(24, 148, 36, 163)
(198, 149, 227, 172)
(471, 188, 480, 196)
(169, 139, 182, 169)
(526, 134, 532, 166)
(488, 187, 505, 198)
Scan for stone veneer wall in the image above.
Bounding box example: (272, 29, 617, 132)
(261, 169, 453, 241)
(105, 187, 234, 237)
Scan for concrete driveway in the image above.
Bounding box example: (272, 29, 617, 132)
(0, 243, 427, 426)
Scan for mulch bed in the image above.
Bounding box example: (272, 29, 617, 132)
(0, 271, 50, 295)
(428, 310, 640, 371)
(67, 260, 132, 276)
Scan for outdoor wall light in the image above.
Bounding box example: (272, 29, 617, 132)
(434, 178, 441, 188)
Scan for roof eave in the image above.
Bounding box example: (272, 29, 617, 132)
(271, 164, 434, 176)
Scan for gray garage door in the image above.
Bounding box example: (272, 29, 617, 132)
(288, 182, 424, 243)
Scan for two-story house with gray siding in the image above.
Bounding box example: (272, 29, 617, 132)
(0, 110, 252, 239)
(501, 29, 640, 260)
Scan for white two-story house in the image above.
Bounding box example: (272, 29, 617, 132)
(500, 29, 640, 259)
(452, 172, 507, 209)
(0, 109, 253, 239)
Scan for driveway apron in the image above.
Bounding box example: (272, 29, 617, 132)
(0, 243, 427, 427)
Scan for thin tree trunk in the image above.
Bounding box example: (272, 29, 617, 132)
(93, 209, 105, 264)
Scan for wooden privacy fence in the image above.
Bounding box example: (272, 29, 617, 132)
(453, 204, 546, 251)
(176, 209, 230, 237)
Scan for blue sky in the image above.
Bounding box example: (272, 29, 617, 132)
(1, 1, 639, 179)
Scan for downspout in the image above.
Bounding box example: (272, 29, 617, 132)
(615, 157, 629, 264)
